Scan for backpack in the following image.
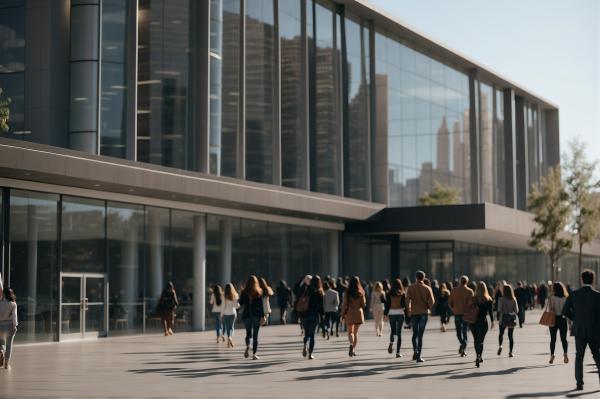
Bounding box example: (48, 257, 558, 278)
(295, 294, 309, 313)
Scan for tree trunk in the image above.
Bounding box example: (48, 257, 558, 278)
(550, 255, 557, 284)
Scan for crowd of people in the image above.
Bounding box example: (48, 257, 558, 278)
(199, 269, 600, 391)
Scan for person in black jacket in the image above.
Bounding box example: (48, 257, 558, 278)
(238, 275, 265, 360)
(276, 280, 293, 325)
(562, 269, 600, 391)
(301, 275, 325, 359)
(470, 282, 494, 368)
(514, 281, 529, 328)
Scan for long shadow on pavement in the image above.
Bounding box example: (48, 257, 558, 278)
(505, 389, 600, 398)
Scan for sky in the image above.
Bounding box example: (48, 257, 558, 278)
(367, 0, 600, 161)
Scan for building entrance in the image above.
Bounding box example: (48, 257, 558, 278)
(59, 273, 107, 340)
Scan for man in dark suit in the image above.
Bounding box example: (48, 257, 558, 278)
(563, 269, 600, 391)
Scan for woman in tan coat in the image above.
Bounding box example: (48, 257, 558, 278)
(342, 276, 366, 357)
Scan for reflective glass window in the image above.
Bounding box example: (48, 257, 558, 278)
(480, 83, 494, 202)
(494, 89, 506, 205)
(70, 5, 100, 61)
(9, 190, 59, 343)
(145, 206, 170, 331)
(137, 0, 192, 169)
(245, 0, 275, 184)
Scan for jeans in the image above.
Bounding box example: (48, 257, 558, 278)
(213, 312, 222, 337)
(0, 323, 15, 365)
(470, 322, 488, 357)
(549, 316, 568, 355)
(498, 324, 514, 352)
(389, 314, 404, 353)
(325, 312, 339, 334)
(575, 337, 600, 387)
(411, 314, 428, 357)
(302, 316, 319, 353)
(243, 316, 261, 354)
(223, 315, 236, 337)
(454, 315, 469, 349)
(517, 306, 526, 327)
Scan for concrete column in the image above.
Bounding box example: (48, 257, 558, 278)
(193, 215, 206, 331)
(503, 88, 517, 209)
(328, 231, 339, 278)
(148, 209, 164, 300)
(121, 218, 139, 325)
(219, 218, 232, 285)
(27, 205, 38, 336)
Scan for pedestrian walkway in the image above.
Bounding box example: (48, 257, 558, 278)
(1, 311, 599, 398)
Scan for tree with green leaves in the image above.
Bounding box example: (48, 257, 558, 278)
(528, 165, 572, 282)
(419, 181, 461, 206)
(563, 139, 600, 277)
(0, 87, 10, 132)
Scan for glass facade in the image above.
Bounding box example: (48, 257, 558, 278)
(137, 0, 192, 169)
(375, 31, 471, 206)
(0, 186, 337, 341)
(0, 1, 25, 137)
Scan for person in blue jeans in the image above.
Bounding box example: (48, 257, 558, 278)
(405, 271, 435, 363)
(239, 276, 265, 360)
(300, 276, 325, 359)
(449, 276, 474, 357)
(210, 285, 224, 343)
(384, 278, 407, 358)
(0, 287, 17, 370)
(220, 283, 240, 348)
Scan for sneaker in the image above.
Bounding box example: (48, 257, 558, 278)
(564, 354, 569, 364)
(497, 347, 502, 356)
(576, 384, 583, 391)
(509, 352, 514, 358)
(396, 353, 402, 358)
(416, 357, 425, 363)
(252, 354, 260, 360)
(244, 346, 249, 359)
(475, 358, 480, 368)
(302, 344, 308, 358)
(308, 354, 315, 360)
(549, 355, 555, 364)
(388, 343, 393, 354)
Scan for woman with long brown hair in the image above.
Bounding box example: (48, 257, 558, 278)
(258, 278, 274, 325)
(370, 282, 386, 337)
(221, 283, 240, 348)
(239, 275, 265, 360)
(341, 276, 366, 357)
(470, 282, 494, 367)
(497, 284, 518, 357)
(384, 278, 406, 358)
(209, 284, 225, 343)
(300, 275, 324, 359)
(438, 283, 451, 332)
(547, 281, 569, 364)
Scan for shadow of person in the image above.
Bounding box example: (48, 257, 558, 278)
(505, 389, 600, 398)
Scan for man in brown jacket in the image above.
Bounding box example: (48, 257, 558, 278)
(406, 270, 435, 363)
(449, 275, 474, 357)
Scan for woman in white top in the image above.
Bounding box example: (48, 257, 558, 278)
(547, 282, 569, 364)
(220, 283, 240, 348)
(0, 288, 18, 370)
(209, 285, 225, 343)
(497, 284, 519, 357)
(370, 282, 386, 337)
(259, 278, 273, 325)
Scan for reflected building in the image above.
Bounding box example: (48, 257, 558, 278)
(2, 0, 594, 346)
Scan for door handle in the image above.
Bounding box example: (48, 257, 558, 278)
(83, 297, 89, 311)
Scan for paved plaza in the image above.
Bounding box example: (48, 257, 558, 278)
(1, 310, 599, 398)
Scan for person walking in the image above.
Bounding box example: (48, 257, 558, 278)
(562, 269, 600, 391)
(221, 283, 240, 348)
(538, 282, 549, 309)
(276, 280, 292, 324)
(497, 284, 518, 357)
(300, 275, 325, 359)
(384, 278, 406, 358)
(449, 275, 474, 357)
(405, 271, 435, 363)
(547, 282, 569, 365)
(323, 281, 340, 339)
(341, 276, 366, 357)
(239, 275, 266, 360)
(210, 285, 225, 343)
(514, 281, 529, 328)
(0, 287, 17, 370)
(259, 278, 274, 325)
(438, 283, 450, 332)
(158, 282, 178, 336)
(370, 282, 386, 337)
(469, 282, 494, 367)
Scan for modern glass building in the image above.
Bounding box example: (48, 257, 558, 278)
(0, 0, 598, 342)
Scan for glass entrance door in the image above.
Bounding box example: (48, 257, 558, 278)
(60, 273, 107, 340)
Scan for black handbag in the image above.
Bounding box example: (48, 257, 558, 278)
(501, 313, 517, 328)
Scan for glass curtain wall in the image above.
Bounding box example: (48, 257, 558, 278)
(526, 101, 540, 189)
(479, 83, 497, 203)
(280, 0, 306, 189)
(343, 14, 370, 201)
(494, 88, 506, 205)
(311, 1, 342, 195)
(245, 0, 276, 184)
(100, 0, 130, 158)
(343, 235, 392, 282)
(375, 31, 471, 207)
(210, 0, 241, 177)
(144, 206, 170, 331)
(137, 0, 192, 169)
(107, 202, 145, 335)
(69, 0, 100, 153)
(0, 0, 25, 138)
(8, 190, 59, 343)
